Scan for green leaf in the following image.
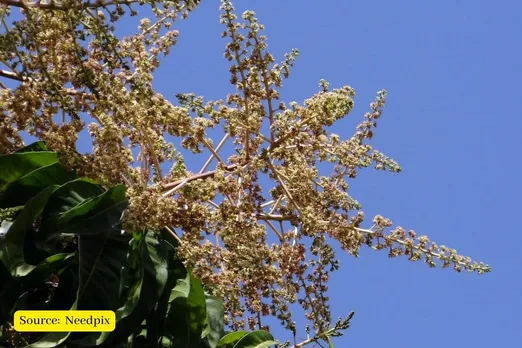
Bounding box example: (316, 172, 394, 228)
(0, 185, 60, 277)
(100, 231, 171, 345)
(53, 185, 130, 346)
(15, 141, 49, 153)
(204, 295, 225, 348)
(170, 271, 191, 301)
(25, 332, 71, 348)
(218, 331, 277, 348)
(217, 332, 249, 347)
(49, 184, 127, 235)
(162, 272, 191, 343)
(186, 275, 208, 344)
(42, 178, 104, 222)
(144, 238, 187, 346)
(48, 267, 78, 310)
(63, 225, 131, 347)
(162, 270, 207, 347)
(76, 224, 130, 310)
(22, 252, 77, 290)
(0, 161, 77, 209)
(0, 151, 58, 191)
(0, 260, 22, 323)
(37, 178, 105, 247)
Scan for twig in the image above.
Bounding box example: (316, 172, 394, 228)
(269, 195, 283, 214)
(206, 200, 219, 208)
(142, 128, 163, 181)
(266, 160, 302, 214)
(201, 138, 227, 168)
(260, 200, 275, 208)
(256, 213, 292, 222)
(0, 69, 23, 81)
(199, 133, 230, 173)
(162, 179, 189, 197)
(161, 164, 239, 190)
(263, 219, 284, 243)
(0, 0, 141, 10)
(165, 226, 187, 252)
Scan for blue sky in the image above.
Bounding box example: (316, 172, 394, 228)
(145, 1, 521, 347)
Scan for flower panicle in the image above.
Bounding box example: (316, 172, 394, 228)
(356, 215, 491, 274)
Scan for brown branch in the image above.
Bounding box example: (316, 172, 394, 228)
(142, 129, 163, 181)
(255, 213, 293, 222)
(200, 133, 230, 173)
(201, 138, 227, 167)
(161, 164, 239, 190)
(266, 159, 302, 214)
(0, 0, 141, 10)
(260, 219, 284, 243)
(0, 68, 93, 99)
(0, 69, 23, 81)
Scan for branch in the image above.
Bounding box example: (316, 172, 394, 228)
(262, 219, 284, 243)
(0, 69, 91, 99)
(266, 159, 302, 214)
(199, 133, 230, 173)
(289, 312, 354, 348)
(142, 129, 163, 181)
(269, 195, 283, 214)
(161, 164, 239, 191)
(0, 0, 141, 10)
(0, 69, 23, 82)
(201, 138, 227, 168)
(255, 213, 292, 222)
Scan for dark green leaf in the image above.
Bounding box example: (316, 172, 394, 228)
(217, 332, 248, 347)
(0, 162, 76, 209)
(0, 185, 59, 277)
(186, 275, 208, 345)
(59, 186, 130, 346)
(15, 141, 49, 153)
(203, 295, 225, 348)
(49, 184, 127, 235)
(162, 272, 191, 344)
(0, 260, 22, 323)
(225, 331, 277, 348)
(22, 253, 77, 289)
(42, 178, 104, 222)
(145, 243, 187, 347)
(0, 151, 58, 191)
(48, 267, 78, 310)
(26, 332, 71, 347)
(101, 231, 171, 345)
(76, 226, 131, 310)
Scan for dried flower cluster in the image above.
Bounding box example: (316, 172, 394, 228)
(0, 0, 490, 345)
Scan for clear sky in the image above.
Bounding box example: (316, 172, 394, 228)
(141, 1, 521, 347)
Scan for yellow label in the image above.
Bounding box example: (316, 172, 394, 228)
(13, 311, 115, 332)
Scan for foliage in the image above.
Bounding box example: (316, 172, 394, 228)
(0, 142, 277, 347)
(0, 0, 490, 347)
